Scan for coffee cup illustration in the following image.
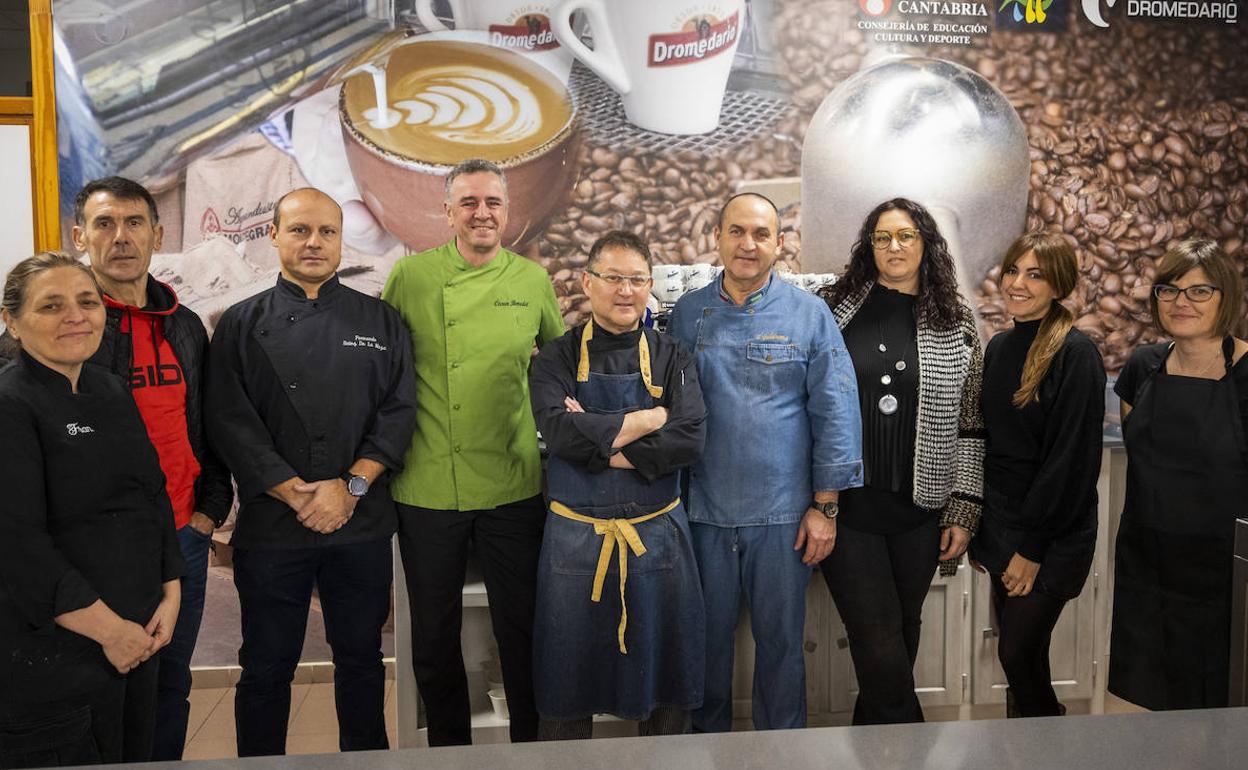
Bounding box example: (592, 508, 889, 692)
(414, 0, 579, 82)
(339, 37, 583, 252)
(550, 0, 745, 135)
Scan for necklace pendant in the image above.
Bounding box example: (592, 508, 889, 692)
(880, 374, 892, 386)
(878, 393, 898, 415)
(895, 360, 906, 372)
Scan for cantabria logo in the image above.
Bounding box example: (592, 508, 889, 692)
(1081, 0, 1239, 26)
(860, 0, 894, 14)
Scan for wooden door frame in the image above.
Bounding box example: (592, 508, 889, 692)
(0, 0, 60, 252)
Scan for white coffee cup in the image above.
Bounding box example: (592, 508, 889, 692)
(551, 0, 745, 135)
(414, 0, 577, 82)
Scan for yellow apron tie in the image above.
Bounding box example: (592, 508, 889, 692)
(549, 498, 680, 654)
(575, 322, 664, 399)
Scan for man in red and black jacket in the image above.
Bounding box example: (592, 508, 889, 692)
(74, 176, 233, 761)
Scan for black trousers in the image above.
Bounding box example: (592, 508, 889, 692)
(0, 680, 124, 769)
(990, 575, 1068, 717)
(819, 518, 940, 725)
(396, 496, 545, 746)
(233, 538, 393, 756)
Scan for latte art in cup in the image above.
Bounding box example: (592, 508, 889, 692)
(342, 40, 573, 167)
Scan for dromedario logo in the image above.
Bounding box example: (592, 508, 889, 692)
(1081, 0, 1239, 26)
(488, 13, 560, 51)
(860, 0, 895, 14)
(647, 11, 741, 67)
(1081, 0, 1116, 26)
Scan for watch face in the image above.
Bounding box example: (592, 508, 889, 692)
(347, 476, 369, 496)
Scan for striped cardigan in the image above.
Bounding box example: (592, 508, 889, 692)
(831, 283, 985, 551)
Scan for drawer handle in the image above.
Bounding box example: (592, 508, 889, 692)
(982, 627, 998, 640)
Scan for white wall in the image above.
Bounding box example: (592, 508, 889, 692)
(0, 122, 34, 331)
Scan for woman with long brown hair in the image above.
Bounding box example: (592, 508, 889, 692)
(817, 198, 983, 724)
(969, 232, 1105, 717)
(1109, 239, 1248, 710)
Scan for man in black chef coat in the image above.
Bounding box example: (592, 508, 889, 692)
(528, 230, 706, 738)
(206, 187, 417, 757)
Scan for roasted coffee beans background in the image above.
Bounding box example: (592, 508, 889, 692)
(533, 2, 1247, 373)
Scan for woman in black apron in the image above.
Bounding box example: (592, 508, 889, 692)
(1110, 238, 1248, 710)
(970, 232, 1105, 718)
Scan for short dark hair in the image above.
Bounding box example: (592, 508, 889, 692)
(1150, 238, 1243, 337)
(444, 158, 508, 203)
(716, 192, 780, 232)
(587, 230, 653, 271)
(74, 176, 159, 225)
(272, 188, 343, 230)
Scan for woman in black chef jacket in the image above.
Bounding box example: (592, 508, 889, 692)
(1109, 239, 1248, 710)
(0, 253, 183, 768)
(969, 232, 1105, 718)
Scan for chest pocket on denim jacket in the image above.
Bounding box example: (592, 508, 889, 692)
(744, 342, 806, 394)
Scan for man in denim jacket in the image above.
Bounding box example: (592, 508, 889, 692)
(668, 193, 863, 731)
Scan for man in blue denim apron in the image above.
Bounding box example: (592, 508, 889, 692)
(668, 193, 863, 731)
(529, 231, 707, 739)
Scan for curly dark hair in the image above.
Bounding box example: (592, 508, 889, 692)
(818, 198, 964, 331)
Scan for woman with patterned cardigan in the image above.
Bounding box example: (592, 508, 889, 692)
(815, 198, 984, 725)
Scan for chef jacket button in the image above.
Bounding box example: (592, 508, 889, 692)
(454, 445, 461, 453)
(747, 308, 754, 315)
(445, 281, 453, 288)
(288, 381, 298, 390)
(451, 362, 460, 369)
(288, 314, 297, 322)
(448, 320, 457, 327)
(453, 404, 461, 411)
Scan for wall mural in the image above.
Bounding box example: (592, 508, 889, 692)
(48, 0, 1248, 666)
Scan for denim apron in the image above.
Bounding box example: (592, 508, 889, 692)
(533, 324, 705, 721)
(1109, 338, 1248, 709)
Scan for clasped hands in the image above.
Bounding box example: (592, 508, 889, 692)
(273, 476, 358, 534)
(102, 579, 181, 675)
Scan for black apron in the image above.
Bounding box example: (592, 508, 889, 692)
(532, 324, 704, 721)
(1108, 338, 1248, 709)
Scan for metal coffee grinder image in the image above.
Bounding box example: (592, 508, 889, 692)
(800, 56, 1030, 301)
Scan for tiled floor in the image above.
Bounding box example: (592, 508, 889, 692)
(182, 680, 398, 759)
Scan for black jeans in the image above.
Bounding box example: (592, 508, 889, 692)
(0, 680, 124, 769)
(396, 496, 545, 746)
(990, 575, 1068, 717)
(233, 537, 393, 756)
(819, 518, 940, 725)
(152, 524, 212, 760)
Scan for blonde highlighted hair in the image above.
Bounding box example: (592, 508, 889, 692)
(1001, 233, 1079, 407)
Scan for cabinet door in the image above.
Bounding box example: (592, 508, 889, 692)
(970, 566, 1097, 704)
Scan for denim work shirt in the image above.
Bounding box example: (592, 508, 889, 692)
(668, 273, 863, 527)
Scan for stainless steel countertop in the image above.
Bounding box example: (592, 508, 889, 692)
(116, 709, 1247, 770)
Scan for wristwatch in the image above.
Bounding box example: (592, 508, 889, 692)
(814, 500, 839, 519)
(341, 472, 370, 498)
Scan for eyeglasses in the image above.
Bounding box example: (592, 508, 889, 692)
(871, 228, 920, 249)
(586, 269, 653, 289)
(1152, 283, 1221, 303)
